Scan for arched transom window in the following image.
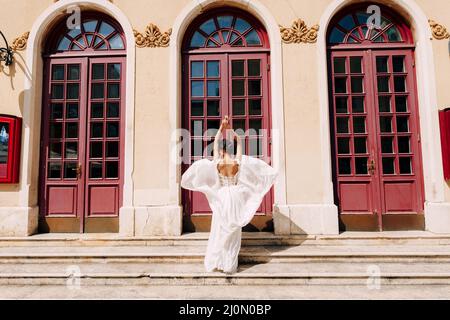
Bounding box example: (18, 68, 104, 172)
(51, 17, 125, 53)
(187, 14, 266, 49)
(328, 10, 412, 45)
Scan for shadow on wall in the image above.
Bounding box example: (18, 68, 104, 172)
(0, 51, 32, 90)
(0, 52, 32, 194)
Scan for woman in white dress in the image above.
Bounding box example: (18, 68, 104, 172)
(181, 116, 277, 274)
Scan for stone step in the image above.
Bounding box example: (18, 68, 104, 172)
(0, 244, 449, 264)
(2, 284, 450, 299)
(1, 231, 450, 247)
(1, 261, 450, 286)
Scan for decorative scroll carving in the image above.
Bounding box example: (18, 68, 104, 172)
(429, 19, 450, 40)
(133, 24, 172, 48)
(279, 19, 319, 44)
(10, 31, 30, 51)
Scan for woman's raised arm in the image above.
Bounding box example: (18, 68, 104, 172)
(213, 116, 229, 161)
(232, 129, 242, 162)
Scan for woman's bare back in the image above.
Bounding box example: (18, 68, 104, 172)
(217, 160, 239, 177)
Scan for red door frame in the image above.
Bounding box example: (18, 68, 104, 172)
(181, 8, 273, 232)
(327, 4, 425, 231)
(370, 49, 425, 217)
(38, 13, 126, 233)
(330, 50, 382, 218)
(39, 57, 89, 232)
(39, 56, 126, 233)
(84, 56, 126, 232)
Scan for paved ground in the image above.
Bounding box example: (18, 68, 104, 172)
(1, 231, 448, 299)
(1, 284, 449, 299)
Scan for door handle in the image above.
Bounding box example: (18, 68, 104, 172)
(368, 159, 376, 175)
(75, 163, 82, 179)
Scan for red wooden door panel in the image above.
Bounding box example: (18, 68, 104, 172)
(370, 50, 424, 215)
(39, 58, 88, 232)
(84, 57, 125, 232)
(182, 53, 272, 231)
(181, 9, 272, 231)
(39, 57, 125, 233)
(330, 49, 425, 230)
(330, 51, 381, 217)
(183, 54, 228, 216)
(228, 53, 272, 214)
(38, 14, 126, 233)
(327, 4, 425, 231)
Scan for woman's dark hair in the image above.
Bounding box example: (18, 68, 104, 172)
(220, 139, 237, 155)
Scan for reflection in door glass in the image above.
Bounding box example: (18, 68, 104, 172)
(49, 142, 62, 159)
(249, 99, 262, 115)
(399, 157, 412, 174)
(337, 138, 350, 154)
(354, 137, 367, 154)
(66, 103, 79, 119)
(65, 142, 78, 159)
(47, 162, 62, 179)
(333, 57, 346, 74)
(338, 158, 351, 175)
(207, 61, 219, 77)
(90, 161, 103, 179)
(350, 57, 362, 73)
(381, 137, 393, 154)
(232, 60, 244, 76)
(191, 61, 203, 77)
(382, 157, 395, 174)
(64, 162, 77, 179)
(350, 97, 364, 113)
(207, 100, 220, 116)
(355, 157, 368, 174)
(248, 60, 260, 76)
(378, 96, 391, 112)
(353, 117, 366, 133)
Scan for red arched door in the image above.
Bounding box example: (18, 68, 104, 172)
(182, 9, 273, 232)
(327, 5, 425, 231)
(39, 13, 126, 233)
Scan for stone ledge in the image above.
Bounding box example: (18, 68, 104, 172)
(425, 202, 450, 234)
(273, 203, 339, 235)
(134, 205, 183, 236)
(0, 207, 38, 237)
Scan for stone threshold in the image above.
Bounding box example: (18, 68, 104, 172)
(1, 230, 449, 241)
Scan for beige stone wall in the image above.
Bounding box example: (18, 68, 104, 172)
(0, 0, 449, 208)
(0, 1, 48, 206)
(415, 0, 450, 202)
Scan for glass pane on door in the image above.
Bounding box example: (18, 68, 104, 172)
(229, 57, 266, 160)
(87, 61, 123, 182)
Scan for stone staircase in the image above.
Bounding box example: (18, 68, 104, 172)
(0, 231, 449, 298)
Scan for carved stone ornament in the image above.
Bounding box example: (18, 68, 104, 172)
(10, 31, 30, 51)
(279, 19, 319, 44)
(429, 19, 450, 40)
(133, 24, 172, 48)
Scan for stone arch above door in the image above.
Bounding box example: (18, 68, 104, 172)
(17, 0, 135, 236)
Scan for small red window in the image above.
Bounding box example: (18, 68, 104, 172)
(439, 108, 450, 181)
(0, 115, 22, 183)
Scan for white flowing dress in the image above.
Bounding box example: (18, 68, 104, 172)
(180, 155, 277, 273)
